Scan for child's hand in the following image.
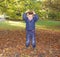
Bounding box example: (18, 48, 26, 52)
(25, 9, 30, 13)
(32, 11, 36, 14)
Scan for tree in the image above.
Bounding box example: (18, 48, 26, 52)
(0, 0, 43, 20)
(43, 0, 60, 20)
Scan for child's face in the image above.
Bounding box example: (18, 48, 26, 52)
(27, 13, 34, 21)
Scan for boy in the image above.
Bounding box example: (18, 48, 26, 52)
(23, 10, 38, 48)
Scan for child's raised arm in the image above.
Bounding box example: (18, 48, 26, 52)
(34, 14, 39, 22)
(23, 10, 30, 21)
(32, 11, 39, 22)
(23, 13, 27, 22)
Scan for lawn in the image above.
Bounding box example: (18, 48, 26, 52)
(0, 20, 60, 30)
(36, 20, 60, 30)
(0, 21, 25, 30)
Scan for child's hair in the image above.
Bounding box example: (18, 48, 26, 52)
(27, 11, 33, 15)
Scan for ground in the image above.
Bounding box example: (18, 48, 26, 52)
(0, 29, 60, 57)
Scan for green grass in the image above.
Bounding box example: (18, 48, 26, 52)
(0, 21, 25, 30)
(36, 20, 60, 26)
(36, 20, 60, 30)
(0, 20, 60, 30)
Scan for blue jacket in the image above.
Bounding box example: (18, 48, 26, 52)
(23, 13, 38, 30)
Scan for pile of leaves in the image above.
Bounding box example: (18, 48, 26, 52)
(0, 29, 60, 57)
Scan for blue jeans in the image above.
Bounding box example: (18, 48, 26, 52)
(26, 30, 36, 48)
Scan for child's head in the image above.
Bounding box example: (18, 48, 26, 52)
(26, 11, 34, 21)
(26, 11, 34, 15)
(27, 11, 33, 14)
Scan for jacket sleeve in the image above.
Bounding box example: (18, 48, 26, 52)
(23, 13, 27, 22)
(34, 14, 39, 22)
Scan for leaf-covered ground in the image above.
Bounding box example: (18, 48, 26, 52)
(0, 29, 60, 57)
